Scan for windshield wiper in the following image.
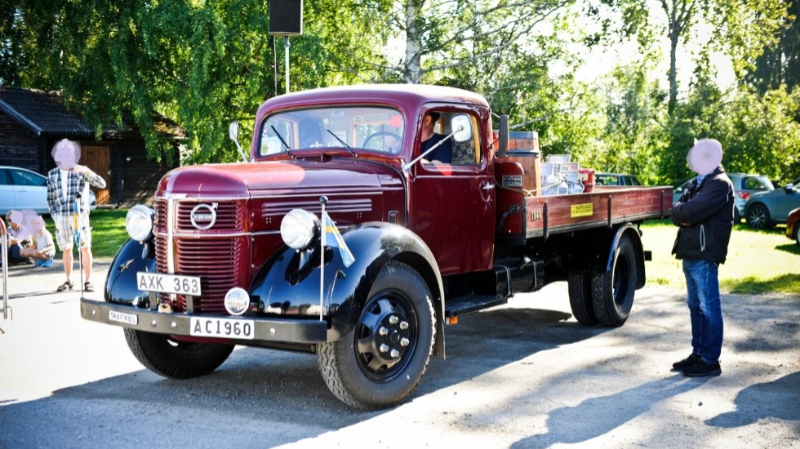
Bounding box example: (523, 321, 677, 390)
(326, 129, 355, 156)
(270, 126, 295, 157)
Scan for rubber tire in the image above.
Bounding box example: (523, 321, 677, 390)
(591, 235, 637, 327)
(747, 204, 773, 229)
(124, 329, 234, 379)
(317, 261, 435, 410)
(568, 271, 598, 325)
(733, 208, 741, 223)
(794, 222, 800, 246)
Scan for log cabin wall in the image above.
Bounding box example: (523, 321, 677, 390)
(0, 112, 40, 172)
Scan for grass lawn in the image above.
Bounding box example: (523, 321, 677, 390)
(43, 209, 130, 259)
(44, 211, 798, 295)
(641, 219, 800, 295)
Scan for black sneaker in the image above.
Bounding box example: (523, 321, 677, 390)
(683, 360, 721, 377)
(671, 353, 701, 371)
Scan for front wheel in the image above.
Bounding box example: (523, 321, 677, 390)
(591, 235, 637, 327)
(794, 223, 800, 246)
(747, 204, 773, 229)
(124, 329, 234, 379)
(317, 261, 435, 409)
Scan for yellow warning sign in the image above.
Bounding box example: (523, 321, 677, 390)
(571, 203, 593, 218)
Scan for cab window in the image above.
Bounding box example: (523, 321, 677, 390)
(258, 106, 405, 156)
(421, 111, 481, 166)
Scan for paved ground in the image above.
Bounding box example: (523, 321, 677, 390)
(0, 259, 798, 448)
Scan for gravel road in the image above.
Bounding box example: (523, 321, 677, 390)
(0, 260, 798, 448)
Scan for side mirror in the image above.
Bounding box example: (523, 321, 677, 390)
(229, 121, 240, 142)
(786, 183, 795, 193)
(451, 115, 472, 142)
(497, 115, 509, 158)
(228, 121, 248, 163)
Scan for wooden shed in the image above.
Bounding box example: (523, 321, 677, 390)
(0, 87, 183, 206)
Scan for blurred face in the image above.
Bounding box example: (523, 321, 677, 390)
(53, 140, 79, 169)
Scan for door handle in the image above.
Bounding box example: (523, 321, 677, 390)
(482, 183, 495, 190)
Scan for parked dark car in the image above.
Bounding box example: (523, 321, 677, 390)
(673, 173, 774, 222)
(595, 172, 641, 187)
(786, 207, 800, 245)
(744, 181, 800, 229)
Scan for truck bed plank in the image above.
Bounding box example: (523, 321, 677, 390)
(524, 187, 672, 239)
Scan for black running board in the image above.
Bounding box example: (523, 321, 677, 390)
(445, 294, 508, 318)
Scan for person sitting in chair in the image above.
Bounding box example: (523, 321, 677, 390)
(420, 112, 452, 164)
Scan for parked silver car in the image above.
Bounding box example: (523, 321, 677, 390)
(673, 173, 774, 222)
(0, 165, 97, 216)
(744, 182, 800, 229)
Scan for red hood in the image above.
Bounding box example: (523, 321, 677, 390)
(157, 158, 404, 198)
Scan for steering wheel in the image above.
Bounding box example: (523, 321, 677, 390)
(362, 132, 402, 151)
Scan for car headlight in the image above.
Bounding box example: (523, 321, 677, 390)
(280, 209, 320, 250)
(126, 205, 155, 242)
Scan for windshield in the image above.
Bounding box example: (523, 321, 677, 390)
(258, 106, 405, 156)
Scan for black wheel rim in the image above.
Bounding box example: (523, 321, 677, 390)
(612, 253, 631, 308)
(354, 291, 418, 382)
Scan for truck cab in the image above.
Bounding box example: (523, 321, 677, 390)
(81, 84, 672, 410)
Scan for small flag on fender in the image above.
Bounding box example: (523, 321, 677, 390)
(322, 211, 355, 268)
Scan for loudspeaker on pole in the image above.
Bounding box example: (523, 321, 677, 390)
(269, 0, 303, 36)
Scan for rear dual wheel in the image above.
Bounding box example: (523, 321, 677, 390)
(591, 235, 637, 326)
(569, 235, 637, 327)
(568, 271, 597, 325)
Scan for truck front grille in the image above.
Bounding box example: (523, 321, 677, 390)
(154, 198, 247, 314)
(156, 235, 246, 314)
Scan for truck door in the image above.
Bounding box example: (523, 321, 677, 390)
(409, 108, 495, 275)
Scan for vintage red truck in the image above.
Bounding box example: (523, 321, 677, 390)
(80, 84, 672, 409)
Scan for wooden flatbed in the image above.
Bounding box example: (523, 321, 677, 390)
(496, 186, 673, 240)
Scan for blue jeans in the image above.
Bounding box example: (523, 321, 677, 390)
(682, 259, 723, 363)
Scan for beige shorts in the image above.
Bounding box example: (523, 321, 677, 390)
(53, 214, 92, 251)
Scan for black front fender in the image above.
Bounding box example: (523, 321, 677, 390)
(250, 222, 445, 351)
(104, 238, 156, 307)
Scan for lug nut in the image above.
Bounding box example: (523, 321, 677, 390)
(389, 316, 399, 324)
(390, 349, 400, 358)
(380, 344, 389, 353)
(379, 326, 388, 336)
(399, 321, 408, 330)
(400, 338, 409, 347)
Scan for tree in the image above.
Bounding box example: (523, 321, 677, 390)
(603, 0, 788, 113)
(746, 0, 799, 94)
(357, 0, 573, 84)
(0, 0, 385, 162)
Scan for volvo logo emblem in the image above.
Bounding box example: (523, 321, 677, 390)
(190, 203, 218, 230)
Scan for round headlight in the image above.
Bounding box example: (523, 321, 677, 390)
(280, 209, 320, 250)
(126, 205, 155, 242)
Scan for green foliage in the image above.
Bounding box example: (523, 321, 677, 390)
(1, 0, 384, 163)
(745, 0, 800, 94)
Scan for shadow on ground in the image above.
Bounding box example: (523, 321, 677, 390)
(706, 371, 800, 432)
(0, 305, 608, 448)
(512, 376, 710, 447)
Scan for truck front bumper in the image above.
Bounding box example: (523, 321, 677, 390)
(80, 298, 329, 344)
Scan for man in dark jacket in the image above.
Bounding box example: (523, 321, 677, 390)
(670, 138, 735, 377)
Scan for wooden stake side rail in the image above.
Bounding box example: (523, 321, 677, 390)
(523, 186, 673, 239)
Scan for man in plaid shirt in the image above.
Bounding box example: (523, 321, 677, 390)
(47, 138, 107, 292)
